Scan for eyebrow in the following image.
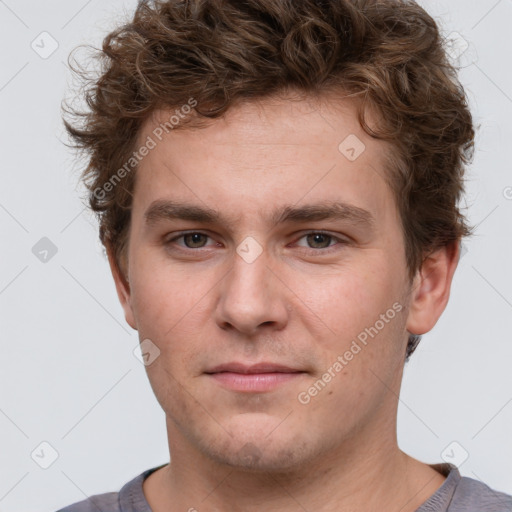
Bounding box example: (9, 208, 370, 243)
(144, 199, 375, 231)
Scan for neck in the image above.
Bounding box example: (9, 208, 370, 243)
(143, 416, 445, 512)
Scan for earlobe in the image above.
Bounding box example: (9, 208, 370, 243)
(105, 242, 137, 330)
(405, 241, 460, 336)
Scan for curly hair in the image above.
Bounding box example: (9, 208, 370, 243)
(62, 0, 475, 360)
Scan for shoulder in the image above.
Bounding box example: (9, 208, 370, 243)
(449, 476, 512, 511)
(55, 464, 166, 512)
(56, 491, 120, 512)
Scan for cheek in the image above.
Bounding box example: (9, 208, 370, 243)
(129, 252, 210, 334)
(296, 260, 409, 401)
(129, 254, 215, 377)
(143, 358, 201, 431)
(298, 261, 400, 344)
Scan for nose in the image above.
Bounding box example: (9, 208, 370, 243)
(214, 246, 290, 336)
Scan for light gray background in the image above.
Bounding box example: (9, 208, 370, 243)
(0, 1, 511, 510)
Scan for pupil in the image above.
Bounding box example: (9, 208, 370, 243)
(186, 233, 206, 248)
(308, 233, 330, 248)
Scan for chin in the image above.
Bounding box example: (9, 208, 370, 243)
(212, 446, 308, 474)
(194, 423, 316, 474)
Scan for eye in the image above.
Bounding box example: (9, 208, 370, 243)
(301, 233, 334, 249)
(294, 231, 347, 253)
(164, 230, 348, 255)
(166, 232, 216, 249)
(181, 233, 208, 248)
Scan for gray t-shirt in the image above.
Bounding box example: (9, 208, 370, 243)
(56, 462, 512, 511)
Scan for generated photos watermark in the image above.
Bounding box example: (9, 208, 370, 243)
(297, 301, 403, 405)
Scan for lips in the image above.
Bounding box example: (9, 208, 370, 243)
(205, 362, 303, 375)
(205, 362, 306, 392)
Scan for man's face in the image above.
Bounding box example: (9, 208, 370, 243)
(117, 94, 416, 471)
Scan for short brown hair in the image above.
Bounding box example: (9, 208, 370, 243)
(63, 0, 475, 360)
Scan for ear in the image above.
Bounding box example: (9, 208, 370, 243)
(105, 242, 137, 330)
(406, 240, 460, 336)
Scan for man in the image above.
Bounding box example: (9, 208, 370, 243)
(59, 0, 512, 510)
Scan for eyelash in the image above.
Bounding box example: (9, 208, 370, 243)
(164, 231, 348, 255)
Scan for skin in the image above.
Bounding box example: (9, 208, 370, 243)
(107, 91, 459, 512)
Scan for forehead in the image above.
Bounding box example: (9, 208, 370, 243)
(145, 92, 381, 150)
(132, 93, 397, 227)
